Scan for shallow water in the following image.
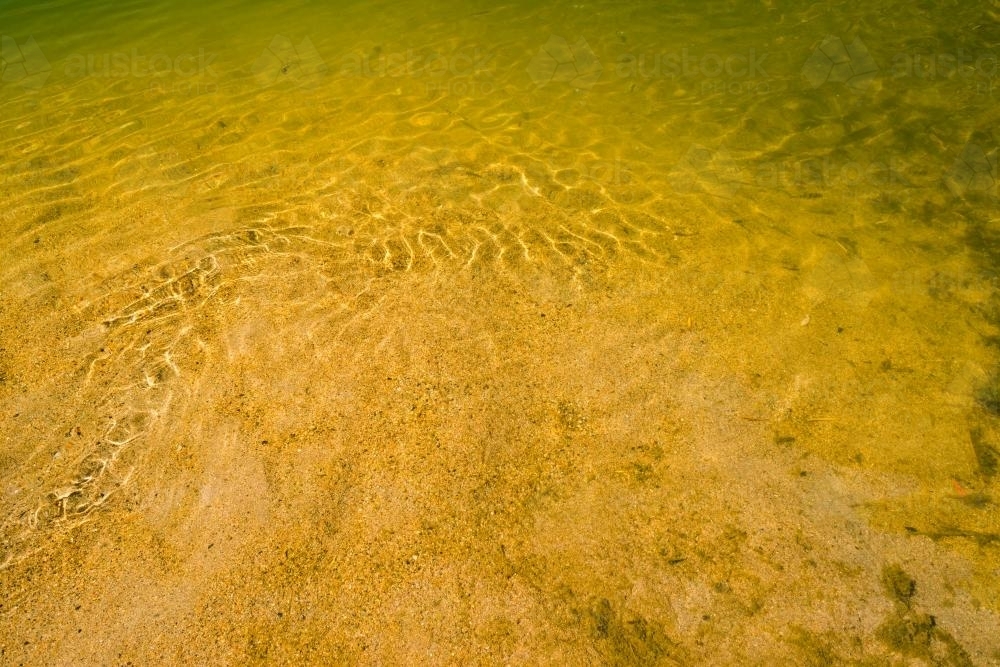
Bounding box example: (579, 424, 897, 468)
(1, 0, 999, 663)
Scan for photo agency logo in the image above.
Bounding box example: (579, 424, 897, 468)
(526, 35, 602, 90)
(668, 144, 745, 199)
(802, 34, 999, 96)
(336, 44, 496, 96)
(616, 47, 770, 96)
(547, 158, 638, 203)
(945, 142, 998, 200)
(753, 154, 908, 193)
(63, 46, 219, 95)
(64, 49, 218, 78)
(668, 144, 909, 200)
(801, 35, 878, 92)
(1, 35, 51, 90)
(253, 35, 328, 88)
(888, 49, 1000, 97)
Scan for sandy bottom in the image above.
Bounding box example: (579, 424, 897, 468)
(2, 0, 1000, 663)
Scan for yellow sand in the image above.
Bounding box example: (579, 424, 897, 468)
(1, 0, 999, 663)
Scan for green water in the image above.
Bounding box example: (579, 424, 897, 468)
(1, 0, 999, 663)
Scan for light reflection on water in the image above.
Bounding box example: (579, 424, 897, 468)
(1, 0, 998, 663)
